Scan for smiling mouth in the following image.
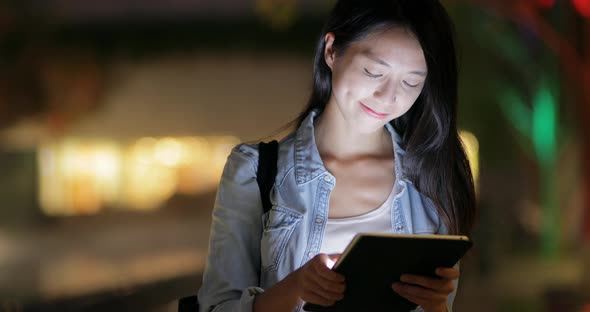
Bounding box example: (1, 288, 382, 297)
(360, 102, 388, 119)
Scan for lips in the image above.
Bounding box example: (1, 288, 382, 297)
(360, 102, 388, 119)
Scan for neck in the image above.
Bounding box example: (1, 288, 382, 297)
(314, 103, 393, 161)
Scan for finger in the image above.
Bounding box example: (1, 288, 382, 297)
(393, 283, 428, 306)
(403, 293, 448, 312)
(396, 292, 425, 306)
(400, 274, 454, 293)
(328, 253, 341, 263)
(392, 282, 447, 302)
(302, 288, 338, 307)
(307, 276, 346, 301)
(315, 264, 346, 284)
(314, 254, 345, 282)
(435, 267, 460, 279)
(308, 269, 346, 295)
(326, 254, 341, 269)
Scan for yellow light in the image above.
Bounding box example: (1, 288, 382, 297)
(38, 139, 121, 216)
(132, 137, 157, 164)
(459, 130, 480, 193)
(154, 138, 183, 167)
(38, 135, 241, 215)
(38, 144, 63, 215)
(93, 150, 118, 179)
(90, 144, 121, 203)
(122, 158, 176, 211)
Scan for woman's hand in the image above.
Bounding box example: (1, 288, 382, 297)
(391, 267, 459, 312)
(292, 253, 346, 307)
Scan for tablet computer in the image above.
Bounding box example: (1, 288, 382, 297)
(302, 233, 473, 312)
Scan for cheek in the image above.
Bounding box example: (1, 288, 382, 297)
(332, 68, 373, 100)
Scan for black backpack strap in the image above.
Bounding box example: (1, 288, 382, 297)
(178, 295, 198, 312)
(257, 140, 279, 214)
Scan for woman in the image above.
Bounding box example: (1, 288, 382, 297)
(198, 0, 476, 311)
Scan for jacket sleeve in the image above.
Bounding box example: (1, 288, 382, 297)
(198, 144, 265, 312)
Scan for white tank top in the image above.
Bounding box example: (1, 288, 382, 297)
(319, 184, 398, 255)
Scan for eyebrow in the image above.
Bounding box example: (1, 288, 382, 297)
(361, 51, 427, 77)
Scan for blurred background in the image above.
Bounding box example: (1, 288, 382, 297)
(0, 0, 589, 311)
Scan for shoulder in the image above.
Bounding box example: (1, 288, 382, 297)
(224, 132, 297, 180)
(232, 143, 259, 164)
(221, 143, 259, 182)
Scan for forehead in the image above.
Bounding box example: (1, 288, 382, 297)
(347, 27, 426, 70)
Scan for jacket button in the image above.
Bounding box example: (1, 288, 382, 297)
(323, 175, 332, 182)
(308, 252, 314, 258)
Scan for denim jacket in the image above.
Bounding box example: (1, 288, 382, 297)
(198, 109, 459, 312)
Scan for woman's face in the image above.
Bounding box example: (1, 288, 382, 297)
(324, 27, 427, 134)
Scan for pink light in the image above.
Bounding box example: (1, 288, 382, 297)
(573, 0, 590, 17)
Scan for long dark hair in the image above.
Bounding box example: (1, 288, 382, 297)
(297, 0, 476, 236)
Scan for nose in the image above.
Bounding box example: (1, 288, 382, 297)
(373, 80, 398, 105)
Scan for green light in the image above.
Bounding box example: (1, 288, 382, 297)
(500, 80, 560, 258)
(532, 86, 557, 164)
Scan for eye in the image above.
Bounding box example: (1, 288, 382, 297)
(403, 81, 419, 88)
(363, 68, 382, 78)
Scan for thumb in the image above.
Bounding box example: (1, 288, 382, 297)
(316, 253, 334, 269)
(324, 253, 340, 269)
(328, 253, 341, 262)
